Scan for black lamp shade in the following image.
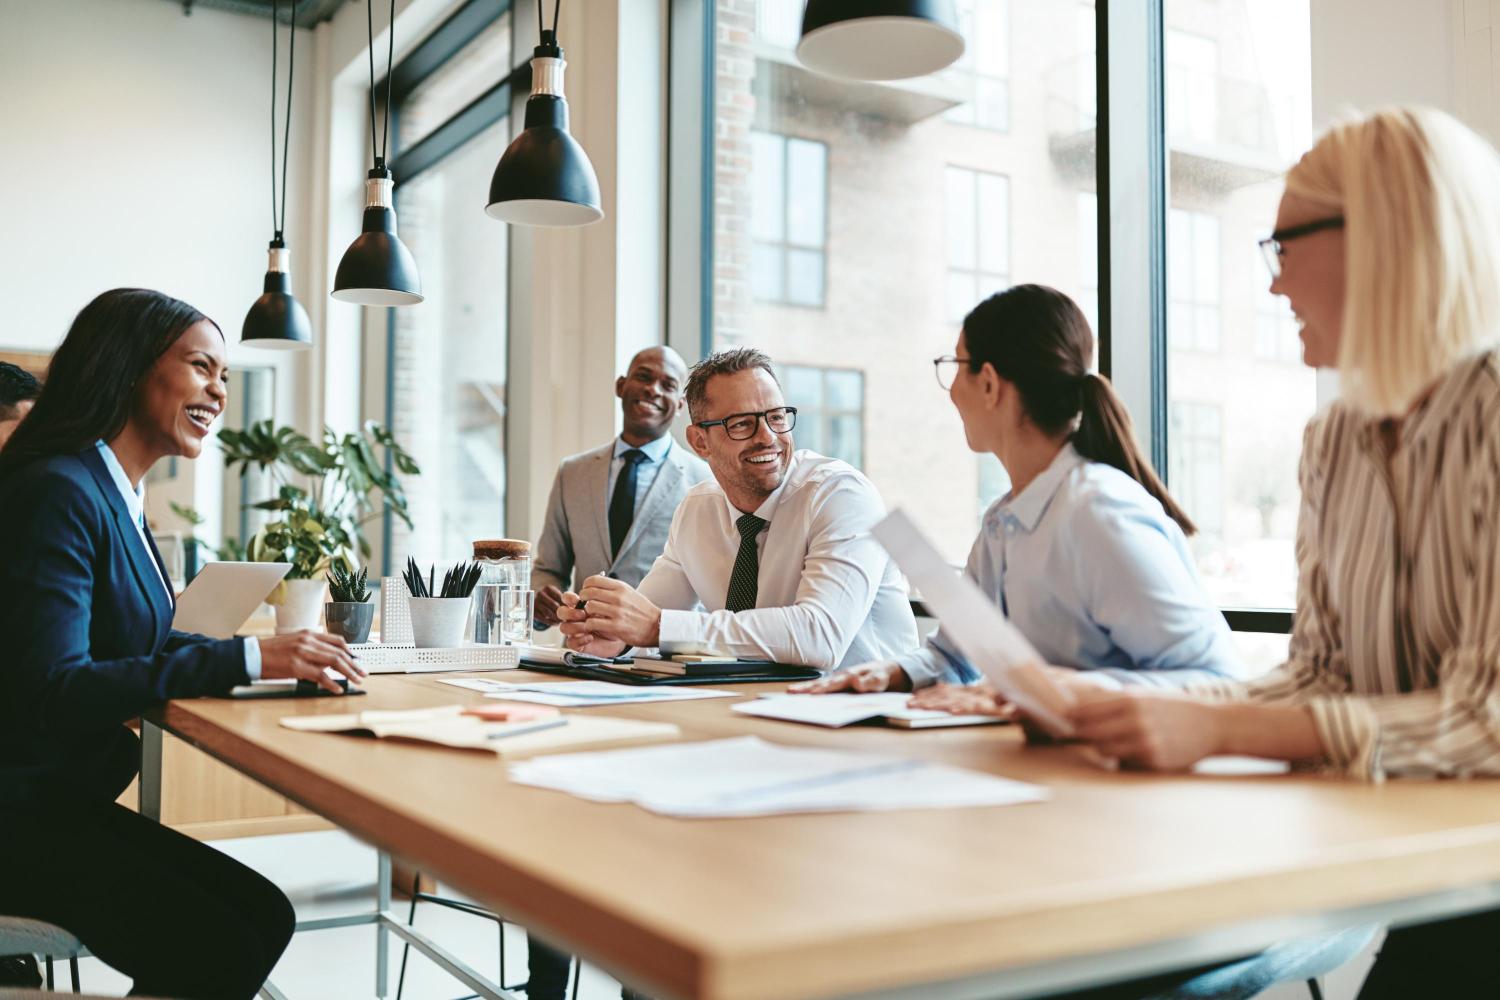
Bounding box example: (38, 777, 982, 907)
(486, 50, 603, 227)
(243, 267, 313, 350)
(797, 0, 965, 81)
(333, 171, 424, 306)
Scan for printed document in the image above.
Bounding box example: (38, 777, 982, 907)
(509, 736, 1048, 818)
(437, 676, 738, 708)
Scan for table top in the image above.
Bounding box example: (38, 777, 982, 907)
(152, 673, 1500, 1000)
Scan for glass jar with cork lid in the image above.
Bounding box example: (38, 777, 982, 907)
(472, 539, 532, 644)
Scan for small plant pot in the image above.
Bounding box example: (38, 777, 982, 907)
(325, 602, 374, 644)
(407, 597, 471, 648)
(272, 578, 327, 634)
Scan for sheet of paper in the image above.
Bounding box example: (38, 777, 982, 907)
(280, 706, 565, 752)
(509, 736, 1048, 818)
(497, 716, 681, 756)
(873, 509, 1076, 736)
(1191, 755, 1293, 776)
(439, 677, 738, 707)
(730, 692, 916, 727)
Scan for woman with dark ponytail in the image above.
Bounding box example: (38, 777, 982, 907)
(794, 283, 1238, 697)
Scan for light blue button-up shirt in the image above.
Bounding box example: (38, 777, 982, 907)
(94, 441, 260, 680)
(605, 433, 674, 513)
(896, 443, 1240, 689)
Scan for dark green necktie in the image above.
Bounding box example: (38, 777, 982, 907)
(724, 513, 766, 612)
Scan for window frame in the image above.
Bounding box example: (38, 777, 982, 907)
(748, 130, 831, 310)
(370, 0, 526, 575)
(670, 0, 1295, 635)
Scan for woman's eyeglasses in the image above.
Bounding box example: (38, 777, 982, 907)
(932, 355, 977, 391)
(1257, 215, 1344, 279)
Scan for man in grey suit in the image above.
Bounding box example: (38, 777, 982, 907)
(532, 345, 711, 628)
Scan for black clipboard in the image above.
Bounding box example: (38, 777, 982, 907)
(520, 660, 821, 686)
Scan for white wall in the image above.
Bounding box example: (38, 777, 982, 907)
(1, 0, 324, 545)
(1311, 0, 1460, 127)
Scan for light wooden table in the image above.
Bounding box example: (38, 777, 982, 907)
(143, 673, 1500, 1000)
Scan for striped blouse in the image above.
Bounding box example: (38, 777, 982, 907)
(1193, 351, 1500, 781)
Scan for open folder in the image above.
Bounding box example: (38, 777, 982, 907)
(733, 692, 1006, 729)
(873, 509, 1077, 737)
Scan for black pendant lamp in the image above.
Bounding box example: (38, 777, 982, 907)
(244, 0, 312, 350)
(484, 0, 603, 226)
(797, 0, 965, 82)
(332, 0, 423, 306)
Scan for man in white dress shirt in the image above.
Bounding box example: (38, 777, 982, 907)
(557, 348, 917, 668)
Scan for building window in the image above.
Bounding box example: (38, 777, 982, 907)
(1166, 28, 1218, 144)
(377, 4, 514, 569)
(751, 131, 828, 308)
(1253, 247, 1301, 362)
(945, 0, 1011, 132)
(782, 365, 864, 469)
(946, 166, 1010, 324)
(1168, 209, 1220, 352)
(1169, 401, 1223, 537)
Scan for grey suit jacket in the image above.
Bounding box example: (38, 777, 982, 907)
(532, 438, 712, 593)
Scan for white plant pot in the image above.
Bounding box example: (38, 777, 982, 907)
(273, 578, 327, 634)
(407, 597, 471, 648)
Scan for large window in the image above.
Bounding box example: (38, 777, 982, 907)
(704, 0, 1094, 563)
(751, 131, 828, 308)
(1164, 0, 1314, 610)
(375, 3, 516, 569)
(782, 365, 864, 469)
(945, 166, 1010, 324)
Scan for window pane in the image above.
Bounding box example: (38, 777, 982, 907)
(783, 364, 823, 407)
(715, 0, 1094, 563)
(389, 116, 510, 564)
(1166, 0, 1314, 609)
(752, 243, 785, 302)
(786, 139, 827, 246)
(396, 13, 512, 151)
(750, 131, 786, 242)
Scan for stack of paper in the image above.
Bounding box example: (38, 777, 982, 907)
(438, 677, 738, 708)
(509, 736, 1048, 817)
(280, 706, 563, 752)
(733, 692, 1005, 729)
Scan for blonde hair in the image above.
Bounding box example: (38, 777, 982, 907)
(1285, 107, 1500, 415)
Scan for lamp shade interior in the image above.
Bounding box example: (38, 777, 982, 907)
(797, 2, 965, 81)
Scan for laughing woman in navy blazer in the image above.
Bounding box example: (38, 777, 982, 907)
(0, 289, 365, 999)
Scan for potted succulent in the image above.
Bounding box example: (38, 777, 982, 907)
(325, 564, 374, 644)
(220, 419, 419, 633)
(404, 558, 481, 648)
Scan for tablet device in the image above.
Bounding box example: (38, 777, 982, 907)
(172, 562, 292, 639)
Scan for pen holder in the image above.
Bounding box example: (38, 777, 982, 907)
(407, 597, 471, 648)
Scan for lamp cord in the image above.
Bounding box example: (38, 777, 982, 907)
(270, 0, 295, 241)
(366, 0, 396, 169)
(536, 0, 561, 43)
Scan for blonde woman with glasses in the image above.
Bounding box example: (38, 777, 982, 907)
(1061, 107, 1500, 996)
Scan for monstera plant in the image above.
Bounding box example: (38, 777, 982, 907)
(219, 419, 420, 582)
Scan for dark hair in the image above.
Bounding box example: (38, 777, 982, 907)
(0, 289, 219, 478)
(961, 284, 1196, 535)
(685, 347, 780, 421)
(0, 362, 42, 420)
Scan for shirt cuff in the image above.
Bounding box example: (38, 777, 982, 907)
(1307, 695, 1382, 781)
(657, 609, 704, 648)
(243, 636, 262, 682)
(894, 649, 944, 689)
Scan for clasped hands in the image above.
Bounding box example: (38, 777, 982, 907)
(791, 662, 1229, 771)
(556, 575, 664, 657)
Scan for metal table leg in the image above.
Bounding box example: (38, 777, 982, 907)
(138, 718, 163, 822)
(377, 851, 392, 998)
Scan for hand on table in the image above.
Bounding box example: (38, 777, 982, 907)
(534, 585, 565, 627)
(787, 661, 911, 694)
(907, 682, 1011, 718)
(258, 630, 366, 693)
(1067, 690, 1224, 771)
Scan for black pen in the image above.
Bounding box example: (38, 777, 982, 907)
(576, 572, 619, 613)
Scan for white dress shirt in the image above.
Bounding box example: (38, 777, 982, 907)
(640, 450, 918, 669)
(95, 441, 261, 680)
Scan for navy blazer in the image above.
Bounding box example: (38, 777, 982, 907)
(0, 446, 249, 810)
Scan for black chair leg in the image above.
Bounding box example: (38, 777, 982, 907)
(1307, 978, 1325, 1000)
(570, 957, 581, 1000)
(395, 871, 421, 1000)
(44, 956, 53, 990)
(70, 955, 80, 992)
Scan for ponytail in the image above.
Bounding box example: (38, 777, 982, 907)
(962, 284, 1197, 536)
(1075, 372, 1197, 535)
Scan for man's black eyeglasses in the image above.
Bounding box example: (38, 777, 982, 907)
(1258, 216, 1344, 278)
(695, 406, 798, 441)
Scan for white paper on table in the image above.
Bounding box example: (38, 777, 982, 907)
(279, 705, 565, 752)
(475, 680, 737, 707)
(873, 509, 1076, 737)
(1191, 755, 1292, 776)
(509, 735, 1048, 818)
(732, 692, 1000, 729)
